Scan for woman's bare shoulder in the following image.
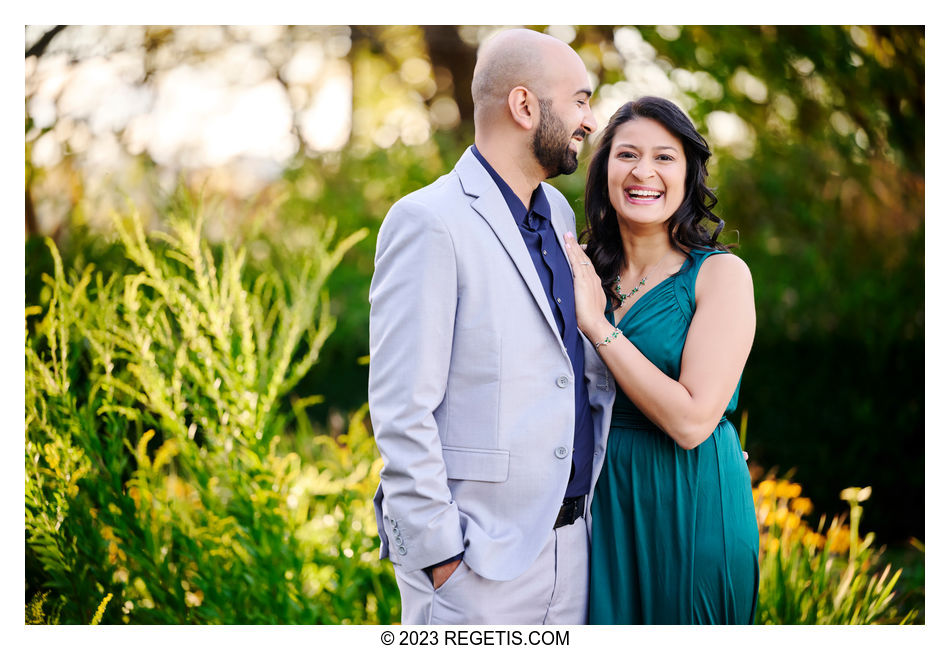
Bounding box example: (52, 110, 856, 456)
(695, 252, 753, 297)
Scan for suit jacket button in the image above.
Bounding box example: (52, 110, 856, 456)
(556, 375, 569, 388)
(555, 446, 569, 459)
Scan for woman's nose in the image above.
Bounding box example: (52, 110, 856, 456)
(632, 162, 654, 179)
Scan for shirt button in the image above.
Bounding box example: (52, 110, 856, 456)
(397, 546, 407, 556)
(542, 249, 547, 255)
(555, 446, 569, 459)
(556, 375, 569, 388)
(556, 297, 562, 304)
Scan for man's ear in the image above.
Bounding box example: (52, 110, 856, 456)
(507, 86, 536, 131)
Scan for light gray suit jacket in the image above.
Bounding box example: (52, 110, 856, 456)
(369, 147, 615, 582)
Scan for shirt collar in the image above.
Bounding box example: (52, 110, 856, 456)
(471, 145, 551, 226)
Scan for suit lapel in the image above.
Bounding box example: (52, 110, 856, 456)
(455, 149, 562, 342)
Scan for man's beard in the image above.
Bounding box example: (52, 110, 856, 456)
(533, 98, 584, 178)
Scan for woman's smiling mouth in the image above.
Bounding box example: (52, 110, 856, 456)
(625, 186, 664, 203)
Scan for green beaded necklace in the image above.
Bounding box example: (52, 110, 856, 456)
(613, 275, 647, 305)
(614, 251, 672, 306)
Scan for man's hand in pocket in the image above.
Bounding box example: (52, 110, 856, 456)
(431, 558, 462, 589)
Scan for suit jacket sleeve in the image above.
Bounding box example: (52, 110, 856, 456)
(368, 196, 465, 571)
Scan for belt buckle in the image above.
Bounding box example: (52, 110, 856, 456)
(569, 496, 582, 522)
(555, 495, 584, 529)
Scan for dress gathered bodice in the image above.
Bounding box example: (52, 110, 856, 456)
(607, 248, 741, 427)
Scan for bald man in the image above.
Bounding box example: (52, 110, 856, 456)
(369, 29, 616, 624)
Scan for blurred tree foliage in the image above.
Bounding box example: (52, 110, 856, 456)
(26, 24, 923, 553)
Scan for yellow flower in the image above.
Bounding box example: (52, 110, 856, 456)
(774, 506, 789, 526)
(784, 512, 802, 530)
(791, 497, 814, 515)
(767, 538, 781, 554)
(184, 589, 204, 607)
(803, 531, 826, 548)
(827, 526, 851, 554)
(166, 475, 195, 500)
(90, 593, 113, 625)
(101, 526, 127, 564)
(775, 480, 802, 499)
(107, 540, 127, 564)
(757, 479, 776, 497)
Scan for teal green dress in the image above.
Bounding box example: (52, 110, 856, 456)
(589, 249, 759, 625)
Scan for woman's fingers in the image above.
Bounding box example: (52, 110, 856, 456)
(563, 232, 580, 275)
(564, 232, 594, 273)
(563, 233, 587, 268)
(563, 232, 575, 261)
(564, 232, 606, 335)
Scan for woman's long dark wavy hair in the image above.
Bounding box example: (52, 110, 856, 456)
(581, 96, 729, 309)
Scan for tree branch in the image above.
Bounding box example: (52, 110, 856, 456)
(26, 25, 67, 59)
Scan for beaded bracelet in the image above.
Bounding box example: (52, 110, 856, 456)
(594, 327, 621, 350)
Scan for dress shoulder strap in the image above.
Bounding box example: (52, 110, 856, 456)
(673, 248, 731, 318)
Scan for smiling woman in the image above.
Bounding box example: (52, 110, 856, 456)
(568, 96, 758, 624)
(583, 98, 726, 308)
(606, 118, 686, 228)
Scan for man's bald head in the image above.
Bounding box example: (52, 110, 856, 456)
(471, 29, 581, 127)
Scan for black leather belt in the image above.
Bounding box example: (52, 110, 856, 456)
(554, 495, 586, 529)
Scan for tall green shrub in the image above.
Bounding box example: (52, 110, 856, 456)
(25, 208, 399, 623)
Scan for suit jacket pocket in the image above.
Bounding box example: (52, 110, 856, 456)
(442, 446, 509, 482)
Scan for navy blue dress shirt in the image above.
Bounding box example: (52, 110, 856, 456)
(471, 145, 595, 500)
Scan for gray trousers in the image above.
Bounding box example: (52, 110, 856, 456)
(392, 516, 589, 625)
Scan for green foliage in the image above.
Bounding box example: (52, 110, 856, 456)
(279, 134, 469, 419)
(25, 591, 61, 625)
(25, 206, 399, 623)
(753, 478, 922, 624)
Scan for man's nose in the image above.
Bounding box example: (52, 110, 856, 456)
(582, 106, 597, 134)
